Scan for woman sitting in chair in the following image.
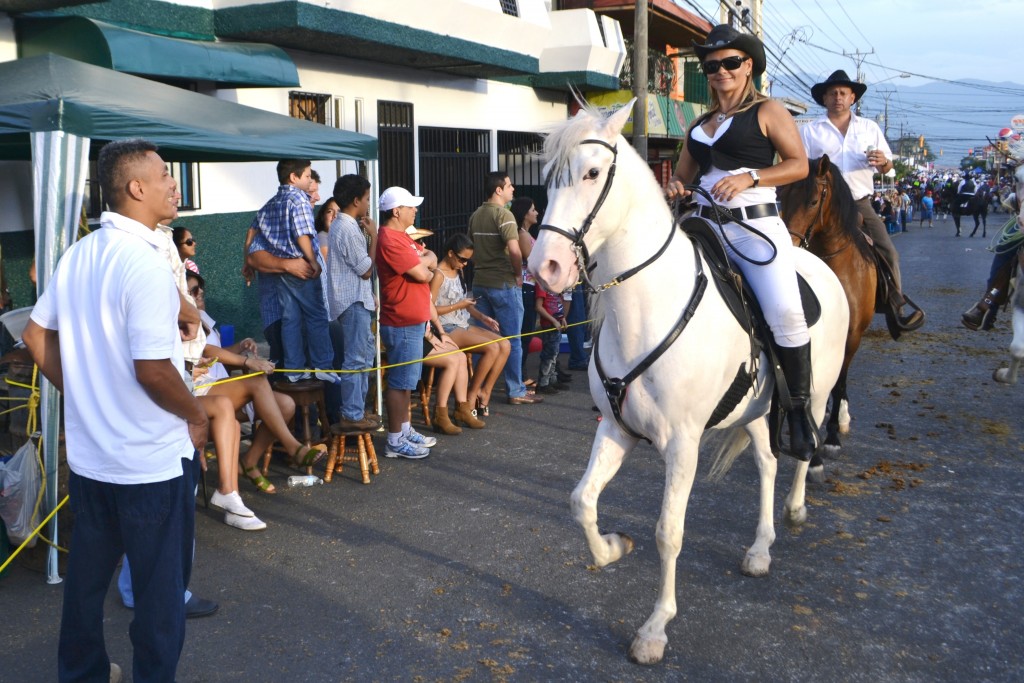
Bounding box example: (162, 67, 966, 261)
(187, 273, 326, 522)
(430, 233, 511, 419)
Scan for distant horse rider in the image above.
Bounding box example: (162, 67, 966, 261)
(953, 174, 977, 237)
(800, 70, 925, 333)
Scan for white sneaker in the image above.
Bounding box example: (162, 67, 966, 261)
(224, 512, 267, 531)
(384, 438, 430, 459)
(287, 372, 312, 382)
(314, 369, 340, 384)
(403, 427, 437, 448)
(110, 663, 123, 683)
(210, 490, 254, 517)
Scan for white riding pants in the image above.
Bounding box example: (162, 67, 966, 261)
(713, 214, 810, 348)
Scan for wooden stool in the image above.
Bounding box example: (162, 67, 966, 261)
(260, 378, 330, 474)
(325, 424, 379, 484)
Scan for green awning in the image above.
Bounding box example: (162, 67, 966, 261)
(0, 54, 377, 162)
(17, 15, 300, 88)
(657, 96, 705, 138)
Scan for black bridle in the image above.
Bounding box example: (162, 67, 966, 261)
(537, 138, 621, 293)
(788, 182, 828, 250)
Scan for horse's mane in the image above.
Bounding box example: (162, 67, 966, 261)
(541, 103, 609, 188)
(793, 157, 875, 262)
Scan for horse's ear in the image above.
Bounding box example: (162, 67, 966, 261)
(604, 99, 636, 138)
(816, 154, 831, 177)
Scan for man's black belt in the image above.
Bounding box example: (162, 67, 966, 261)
(697, 203, 779, 223)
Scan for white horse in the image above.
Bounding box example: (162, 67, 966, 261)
(993, 164, 1024, 384)
(529, 103, 849, 665)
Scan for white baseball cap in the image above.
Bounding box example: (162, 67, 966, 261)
(379, 186, 424, 211)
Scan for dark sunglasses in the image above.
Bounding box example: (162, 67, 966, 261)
(455, 255, 471, 264)
(178, 238, 196, 247)
(701, 56, 749, 75)
(188, 285, 203, 297)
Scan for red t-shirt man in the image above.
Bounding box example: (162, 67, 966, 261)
(376, 226, 431, 327)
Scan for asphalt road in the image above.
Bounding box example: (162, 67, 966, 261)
(2, 212, 1023, 682)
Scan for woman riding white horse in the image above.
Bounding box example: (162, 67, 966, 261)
(667, 25, 817, 462)
(529, 55, 848, 666)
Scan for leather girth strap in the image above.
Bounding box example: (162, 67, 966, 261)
(594, 239, 707, 442)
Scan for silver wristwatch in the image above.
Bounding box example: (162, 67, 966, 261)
(748, 170, 760, 188)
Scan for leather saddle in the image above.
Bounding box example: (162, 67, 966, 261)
(680, 216, 821, 434)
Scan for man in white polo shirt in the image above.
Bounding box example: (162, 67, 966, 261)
(23, 139, 209, 683)
(800, 70, 925, 333)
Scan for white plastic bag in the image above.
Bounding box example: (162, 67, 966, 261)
(0, 440, 40, 547)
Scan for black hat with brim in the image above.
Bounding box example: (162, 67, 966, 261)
(692, 25, 766, 76)
(811, 70, 868, 106)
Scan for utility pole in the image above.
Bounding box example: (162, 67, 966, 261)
(633, 0, 648, 164)
(843, 47, 874, 114)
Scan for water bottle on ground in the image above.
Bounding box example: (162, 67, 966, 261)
(287, 474, 323, 488)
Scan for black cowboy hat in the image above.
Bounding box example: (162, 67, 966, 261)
(811, 70, 868, 106)
(692, 25, 766, 76)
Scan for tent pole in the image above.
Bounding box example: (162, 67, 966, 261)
(30, 131, 90, 585)
(370, 160, 383, 424)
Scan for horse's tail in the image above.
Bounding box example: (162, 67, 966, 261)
(705, 427, 751, 482)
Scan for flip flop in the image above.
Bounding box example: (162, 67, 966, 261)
(292, 443, 327, 468)
(242, 464, 276, 494)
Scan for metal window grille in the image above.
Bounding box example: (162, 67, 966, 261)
(621, 39, 675, 95)
(682, 59, 710, 105)
(497, 130, 546, 209)
(377, 100, 415, 194)
(498, 0, 519, 17)
(289, 91, 332, 126)
(417, 126, 490, 252)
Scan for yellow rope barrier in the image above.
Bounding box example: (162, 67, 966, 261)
(0, 494, 68, 575)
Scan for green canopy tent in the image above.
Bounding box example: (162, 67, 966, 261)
(0, 53, 379, 583)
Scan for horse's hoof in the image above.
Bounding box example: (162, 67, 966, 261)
(629, 635, 666, 665)
(993, 368, 1015, 384)
(806, 464, 825, 484)
(741, 552, 771, 577)
(784, 506, 808, 528)
(838, 424, 851, 435)
(617, 532, 635, 555)
(820, 443, 841, 459)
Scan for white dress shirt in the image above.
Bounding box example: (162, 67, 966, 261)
(800, 114, 892, 201)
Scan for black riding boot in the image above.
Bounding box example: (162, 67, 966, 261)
(777, 343, 817, 462)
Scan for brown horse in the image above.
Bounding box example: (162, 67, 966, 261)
(778, 155, 876, 481)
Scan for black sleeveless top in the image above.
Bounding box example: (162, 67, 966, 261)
(686, 102, 775, 175)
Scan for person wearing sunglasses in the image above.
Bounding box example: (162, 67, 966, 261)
(172, 226, 199, 274)
(666, 24, 819, 463)
(800, 69, 925, 333)
(430, 232, 510, 422)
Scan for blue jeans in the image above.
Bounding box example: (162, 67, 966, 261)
(473, 283, 526, 398)
(538, 329, 561, 387)
(566, 284, 590, 368)
(117, 455, 200, 610)
(332, 304, 375, 421)
(59, 455, 196, 683)
(380, 323, 425, 391)
(278, 273, 334, 374)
